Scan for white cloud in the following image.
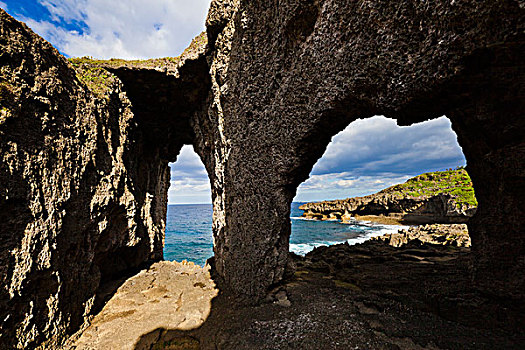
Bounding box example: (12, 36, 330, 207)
(168, 145, 211, 204)
(170, 179, 210, 192)
(21, 0, 211, 59)
(0, 1, 7, 11)
(310, 116, 465, 176)
(295, 171, 412, 202)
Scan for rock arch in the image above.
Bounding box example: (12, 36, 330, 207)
(0, 0, 524, 347)
(201, 0, 524, 301)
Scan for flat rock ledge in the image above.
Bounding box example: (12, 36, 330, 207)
(66, 261, 218, 350)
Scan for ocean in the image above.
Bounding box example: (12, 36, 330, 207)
(165, 202, 408, 266)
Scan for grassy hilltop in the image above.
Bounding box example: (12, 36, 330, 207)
(67, 32, 207, 97)
(379, 167, 477, 208)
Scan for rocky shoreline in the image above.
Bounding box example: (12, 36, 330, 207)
(372, 224, 471, 247)
(300, 169, 477, 226)
(300, 193, 476, 225)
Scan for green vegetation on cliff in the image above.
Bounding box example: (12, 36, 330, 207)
(380, 167, 477, 208)
(69, 31, 206, 69)
(68, 63, 114, 97)
(68, 32, 207, 97)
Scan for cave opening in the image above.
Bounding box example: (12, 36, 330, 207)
(281, 114, 495, 329)
(164, 145, 213, 266)
(290, 115, 475, 256)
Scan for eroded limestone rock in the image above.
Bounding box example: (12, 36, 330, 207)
(372, 224, 471, 248)
(201, 0, 524, 302)
(0, 10, 196, 348)
(300, 194, 475, 225)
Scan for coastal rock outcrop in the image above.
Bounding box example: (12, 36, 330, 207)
(300, 169, 477, 225)
(300, 193, 475, 225)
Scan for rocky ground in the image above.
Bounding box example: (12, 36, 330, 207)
(67, 237, 524, 350)
(372, 224, 471, 247)
(66, 261, 217, 350)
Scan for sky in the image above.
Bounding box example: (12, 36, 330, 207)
(1, 0, 211, 59)
(1, 1, 467, 204)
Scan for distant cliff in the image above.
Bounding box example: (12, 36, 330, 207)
(300, 169, 477, 225)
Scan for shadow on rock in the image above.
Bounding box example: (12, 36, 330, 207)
(133, 242, 525, 350)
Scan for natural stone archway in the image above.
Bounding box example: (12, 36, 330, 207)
(200, 0, 524, 301)
(1, 0, 524, 347)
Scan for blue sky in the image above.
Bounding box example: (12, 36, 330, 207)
(1, 0, 211, 59)
(1, 1, 466, 204)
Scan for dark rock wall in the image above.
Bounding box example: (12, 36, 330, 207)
(0, 11, 170, 348)
(446, 42, 525, 300)
(203, 0, 524, 301)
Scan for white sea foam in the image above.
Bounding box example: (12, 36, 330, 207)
(346, 223, 409, 245)
(290, 221, 410, 256)
(346, 232, 383, 245)
(290, 241, 339, 256)
(290, 217, 317, 221)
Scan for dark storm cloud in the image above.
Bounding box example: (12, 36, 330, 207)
(295, 116, 466, 202)
(311, 116, 465, 177)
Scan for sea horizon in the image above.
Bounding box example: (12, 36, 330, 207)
(164, 203, 407, 266)
(167, 201, 308, 206)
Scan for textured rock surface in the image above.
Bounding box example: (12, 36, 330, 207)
(1, 0, 525, 347)
(0, 10, 205, 348)
(67, 261, 217, 350)
(135, 243, 524, 349)
(372, 224, 471, 247)
(201, 0, 524, 302)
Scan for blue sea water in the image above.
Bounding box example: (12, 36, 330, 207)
(164, 203, 408, 266)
